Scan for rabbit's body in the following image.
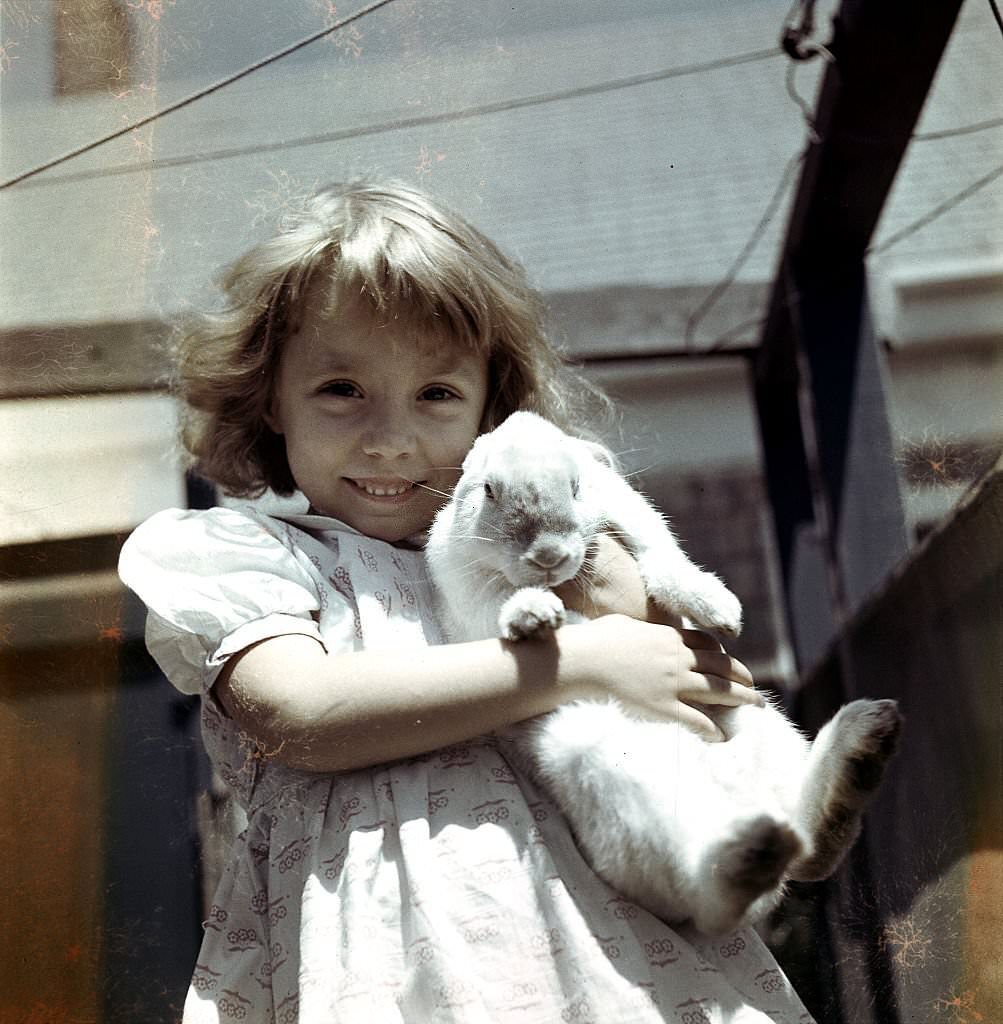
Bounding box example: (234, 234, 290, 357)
(426, 412, 901, 934)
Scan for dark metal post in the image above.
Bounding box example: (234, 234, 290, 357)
(756, 256, 910, 669)
(754, 0, 964, 670)
(752, 3, 965, 1020)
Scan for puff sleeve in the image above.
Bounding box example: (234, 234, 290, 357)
(118, 507, 332, 696)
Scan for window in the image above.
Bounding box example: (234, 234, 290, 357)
(54, 0, 131, 96)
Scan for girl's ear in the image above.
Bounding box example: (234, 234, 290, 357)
(263, 395, 284, 435)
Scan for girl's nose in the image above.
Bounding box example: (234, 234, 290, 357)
(360, 409, 417, 460)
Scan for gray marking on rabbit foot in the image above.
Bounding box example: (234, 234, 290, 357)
(790, 699, 903, 882)
(842, 699, 902, 793)
(822, 699, 903, 806)
(722, 817, 801, 895)
(499, 588, 566, 641)
(697, 817, 801, 934)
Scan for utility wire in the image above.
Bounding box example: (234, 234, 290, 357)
(0, 0, 401, 191)
(684, 38, 825, 352)
(868, 161, 1003, 255)
(691, 158, 1003, 352)
(684, 147, 808, 351)
(687, 7, 1003, 354)
(4, 47, 781, 190)
(6, 34, 998, 192)
(913, 115, 1003, 141)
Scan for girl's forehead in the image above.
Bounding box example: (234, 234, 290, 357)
(286, 290, 481, 374)
(290, 286, 483, 374)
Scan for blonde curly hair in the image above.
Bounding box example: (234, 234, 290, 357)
(176, 180, 604, 497)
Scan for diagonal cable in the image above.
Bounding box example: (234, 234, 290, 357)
(6, 47, 782, 190)
(869, 161, 1003, 255)
(0, 0, 400, 190)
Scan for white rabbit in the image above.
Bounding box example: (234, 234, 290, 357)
(426, 411, 901, 935)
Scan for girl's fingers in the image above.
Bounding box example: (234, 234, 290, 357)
(683, 676, 764, 707)
(673, 702, 726, 742)
(678, 627, 723, 651)
(687, 647, 755, 688)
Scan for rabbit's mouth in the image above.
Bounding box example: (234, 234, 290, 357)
(511, 542, 584, 588)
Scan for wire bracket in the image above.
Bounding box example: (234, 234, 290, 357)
(781, 0, 832, 61)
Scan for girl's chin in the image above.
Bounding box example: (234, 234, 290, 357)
(314, 504, 429, 544)
(305, 481, 444, 541)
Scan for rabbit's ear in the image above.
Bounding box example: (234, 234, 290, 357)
(577, 439, 618, 471)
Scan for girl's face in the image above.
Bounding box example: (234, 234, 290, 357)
(266, 283, 490, 543)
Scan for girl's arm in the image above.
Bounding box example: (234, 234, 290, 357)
(216, 610, 759, 773)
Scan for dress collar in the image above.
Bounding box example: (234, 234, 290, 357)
(275, 510, 427, 551)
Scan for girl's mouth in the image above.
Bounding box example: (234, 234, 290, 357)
(346, 478, 422, 502)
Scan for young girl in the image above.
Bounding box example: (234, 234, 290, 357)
(119, 181, 814, 1023)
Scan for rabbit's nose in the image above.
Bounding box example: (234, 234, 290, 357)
(526, 543, 569, 571)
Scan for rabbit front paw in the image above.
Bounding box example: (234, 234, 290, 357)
(499, 588, 567, 640)
(648, 570, 743, 638)
(684, 576, 743, 638)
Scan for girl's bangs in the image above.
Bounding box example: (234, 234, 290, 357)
(330, 261, 490, 356)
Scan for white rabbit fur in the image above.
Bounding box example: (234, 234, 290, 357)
(425, 411, 901, 935)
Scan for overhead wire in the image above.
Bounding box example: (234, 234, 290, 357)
(684, 147, 808, 352)
(0, 0, 402, 191)
(683, 7, 830, 353)
(3, 47, 781, 190)
(686, 0, 1003, 353)
(913, 115, 1003, 141)
(690, 155, 1003, 353)
(687, 117, 1003, 352)
(4, 0, 998, 193)
(874, 0, 1003, 254)
(868, 161, 1003, 255)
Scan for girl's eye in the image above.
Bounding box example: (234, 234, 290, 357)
(320, 380, 361, 398)
(420, 386, 459, 402)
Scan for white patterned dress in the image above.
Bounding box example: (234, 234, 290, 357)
(118, 506, 815, 1024)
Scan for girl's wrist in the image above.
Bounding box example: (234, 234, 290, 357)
(555, 618, 621, 700)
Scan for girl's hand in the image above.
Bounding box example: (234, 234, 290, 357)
(555, 533, 756, 740)
(555, 532, 683, 626)
(570, 614, 762, 742)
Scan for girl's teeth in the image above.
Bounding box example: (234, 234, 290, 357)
(361, 482, 412, 496)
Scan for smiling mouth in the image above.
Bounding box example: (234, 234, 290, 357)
(346, 478, 423, 498)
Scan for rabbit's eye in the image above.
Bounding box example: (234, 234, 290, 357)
(483, 481, 495, 499)
(571, 478, 580, 499)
